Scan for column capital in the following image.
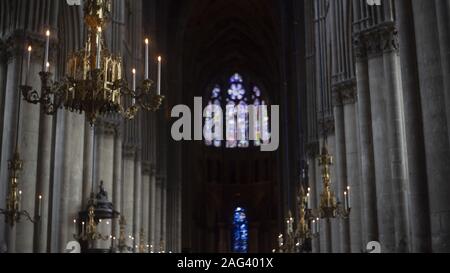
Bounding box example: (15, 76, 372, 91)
(356, 22, 399, 59)
(123, 144, 137, 159)
(333, 80, 357, 106)
(142, 161, 152, 175)
(318, 115, 335, 138)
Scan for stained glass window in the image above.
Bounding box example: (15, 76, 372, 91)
(233, 207, 248, 253)
(204, 73, 270, 148)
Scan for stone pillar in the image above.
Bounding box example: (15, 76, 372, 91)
(112, 127, 122, 247)
(154, 175, 162, 252)
(149, 166, 157, 251)
(33, 87, 54, 253)
(332, 89, 350, 253)
(15, 48, 43, 253)
(395, 0, 431, 252)
(307, 145, 319, 253)
(122, 145, 135, 251)
(435, 0, 450, 145)
(353, 35, 379, 246)
(412, 0, 450, 253)
(343, 88, 363, 253)
(133, 152, 142, 251)
(96, 121, 115, 249)
(161, 178, 167, 251)
(82, 123, 93, 208)
(57, 112, 85, 252)
(0, 44, 6, 252)
(141, 161, 151, 251)
(367, 32, 396, 253)
(381, 25, 410, 253)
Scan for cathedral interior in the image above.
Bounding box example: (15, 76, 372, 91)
(0, 0, 450, 254)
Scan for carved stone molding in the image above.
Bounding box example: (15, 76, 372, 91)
(333, 79, 357, 106)
(318, 115, 335, 137)
(355, 23, 399, 60)
(142, 161, 152, 175)
(122, 143, 137, 159)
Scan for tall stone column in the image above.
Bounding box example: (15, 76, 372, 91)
(435, 0, 450, 145)
(149, 165, 157, 251)
(332, 88, 350, 253)
(161, 177, 167, 251)
(95, 120, 115, 249)
(395, 0, 431, 252)
(307, 145, 319, 253)
(112, 126, 122, 247)
(122, 145, 135, 251)
(133, 152, 142, 251)
(57, 112, 85, 252)
(154, 175, 162, 252)
(412, 0, 450, 253)
(15, 47, 44, 253)
(367, 32, 396, 253)
(0, 43, 6, 252)
(82, 123, 94, 208)
(353, 34, 379, 246)
(381, 25, 410, 253)
(141, 161, 151, 251)
(343, 88, 363, 253)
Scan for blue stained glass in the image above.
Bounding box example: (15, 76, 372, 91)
(233, 207, 248, 253)
(205, 73, 270, 148)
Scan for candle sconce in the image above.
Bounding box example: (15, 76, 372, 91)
(0, 149, 41, 227)
(306, 142, 351, 220)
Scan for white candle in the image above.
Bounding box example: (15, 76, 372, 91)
(26, 46, 32, 85)
(347, 186, 352, 209)
(312, 220, 316, 234)
(18, 190, 22, 211)
(344, 191, 348, 211)
(132, 68, 136, 105)
(82, 221, 85, 236)
(145, 39, 149, 80)
(316, 218, 320, 233)
(96, 27, 102, 69)
(307, 193, 311, 209)
(157, 56, 162, 95)
(44, 30, 50, 72)
(278, 234, 283, 246)
(38, 195, 42, 217)
(73, 219, 77, 234)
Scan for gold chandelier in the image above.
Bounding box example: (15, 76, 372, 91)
(20, 0, 164, 125)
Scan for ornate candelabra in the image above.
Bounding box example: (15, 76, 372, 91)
(310, 141, 351, 219)
(116, 215, 133, 253)
(0, 149, 39, 226)
(277, 186, 319, 253)
(20, 0, 164, 125)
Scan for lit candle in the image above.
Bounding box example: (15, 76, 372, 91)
(82, 221, 85, 236)
(316, 218, 320, 233)
(26, 46, 32, 85)
(306, 192, 311, 209)
(347, 186, 352, 209)
(145, 38, 149, 80)
(344, 191, 348, 211)
(44, 30, 50, 72)
(132, 68, 136, 105)
(73, 219, 77, 234)
(46, 62, 50, 71)
(312, 220, 316, 234)
(38, 195, 42, 217)
(157, 56, 162, 95)
(18, 190, 22, 211)
(96, 27, 102, 69)
(278, 234, 284, 247)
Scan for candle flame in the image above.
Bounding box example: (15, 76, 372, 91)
(158, 56, 162, 62)
(344, 191, 347, 195)
(132, 68, 136, 74)
(19, 190, 22, 195)
(73, 219, 77, 223)
(28, 46, 32, 52)
(39, 195, 42, 199)
(145, 38, 149, 44)
(97, 27, 102, 32)
(46, 30, 50, 37)
(46, 62, 50, 68)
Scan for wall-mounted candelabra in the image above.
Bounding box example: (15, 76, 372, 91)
(20, 0, 164, 126)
